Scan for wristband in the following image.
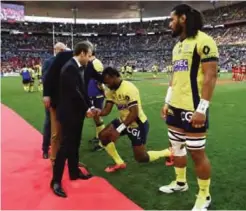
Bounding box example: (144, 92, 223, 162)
(196, 99, 209, 114)
(164, 86, 172, 104)
(116, 123, 126, 133)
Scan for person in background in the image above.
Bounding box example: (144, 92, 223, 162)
(87, 51, 105, 151)
(20, 64, 31, 92)
(42, 42, 68, 164)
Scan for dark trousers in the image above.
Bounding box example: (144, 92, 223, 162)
(42, 108, 51, 153)
(52, 117, 84, 183)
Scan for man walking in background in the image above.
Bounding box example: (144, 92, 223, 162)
(43, 42, 68, 164)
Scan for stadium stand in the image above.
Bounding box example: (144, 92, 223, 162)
(1, 2, 246, 73)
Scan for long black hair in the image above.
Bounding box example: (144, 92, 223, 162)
(172, 4, 204, 38)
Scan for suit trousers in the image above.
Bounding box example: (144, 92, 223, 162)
(52, 116, 85, 183)
(42, 108, 51, 153)
(49, 107, 62, 161)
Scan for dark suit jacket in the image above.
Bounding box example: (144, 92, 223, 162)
(43, 51, 73, 108)
(57, 58, 103, 123)
(42, 56, 55, 83)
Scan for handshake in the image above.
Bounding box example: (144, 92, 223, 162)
(86, 107, 101, 118)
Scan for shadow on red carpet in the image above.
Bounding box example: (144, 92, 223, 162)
(1, 104, 142, 210)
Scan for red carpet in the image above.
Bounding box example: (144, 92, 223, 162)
(1, 104, 142, 210)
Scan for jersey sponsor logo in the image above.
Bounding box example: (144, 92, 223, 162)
(173, 60, 189, 72)
(202, 45, 210, 55)
(127, 127, 140, 138)
(181, 111, 193, 122)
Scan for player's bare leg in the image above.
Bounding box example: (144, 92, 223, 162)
(159, 126, 189, 193)
(99, 125, 126, 173)
(187, 132, 211, 211)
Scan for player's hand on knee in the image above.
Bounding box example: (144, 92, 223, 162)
(161, 104, 169, 119)
(190, 111, 206, 128)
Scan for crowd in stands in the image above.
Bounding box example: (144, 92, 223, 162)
(1, 2, 246, 73)
(2, 2, 246, 34)
(203, 1, 246, 24)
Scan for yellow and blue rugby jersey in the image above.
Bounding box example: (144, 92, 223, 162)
(170, 30, 219, 111)
(105, 80, 147, 128)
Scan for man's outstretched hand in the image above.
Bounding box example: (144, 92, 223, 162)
(86, 108, 101, 118)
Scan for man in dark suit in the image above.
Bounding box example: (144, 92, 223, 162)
(50, 41, 103, 198)
(41, 56, 54, 159)
(43, 42, 70, 164)
(42, 43, 68, 159)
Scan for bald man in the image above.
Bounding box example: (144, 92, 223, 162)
(42, 42, 67, 163)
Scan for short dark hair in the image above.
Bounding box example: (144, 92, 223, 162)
(73, 41, 93, 56)
(102, 67, 120, 78)
(172, 4, 203, 38)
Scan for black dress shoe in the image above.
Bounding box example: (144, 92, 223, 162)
(50, 181, 67, 198)
(43, 152, 49, 159)
(70, 170, 93, 180)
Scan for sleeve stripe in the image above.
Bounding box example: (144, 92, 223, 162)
(201, 57, 219, 63)
(128, 101, 138, 106)
(128, 104, 138, 108)
(128, 101, 138, 108)
(106, 100, 114, 104)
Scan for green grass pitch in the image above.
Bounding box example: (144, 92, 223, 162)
(1, 73, 246, 210)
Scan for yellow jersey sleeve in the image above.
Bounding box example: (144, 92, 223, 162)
(197, 36, 219, 63)
(124, 85, 139, 108)
(105, 90, 114, 103)
(92, 59, 104, 73)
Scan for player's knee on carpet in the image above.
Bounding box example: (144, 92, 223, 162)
(133, 145, 149, 163)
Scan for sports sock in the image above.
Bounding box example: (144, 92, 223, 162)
(38, 84, 43, 91)
(147, 148, 171, 162)
(30, 85, 34, 92)
(96, 124, 105, 139)
(104, 142, 124, 165)
(23, 85, 28, 91)
(198, 178, 211, 197)
(175, 167, 187, 183)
